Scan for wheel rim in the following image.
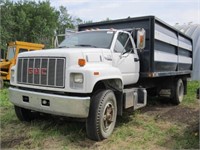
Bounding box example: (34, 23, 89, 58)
(101, 102, 115, 133)
(178, 81, 184, 102)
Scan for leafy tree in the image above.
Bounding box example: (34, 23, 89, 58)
(0, 0, 15, 49)
(57, 6, 73, 34)
(55, 6, 83, 44)
(0, 0, 59, 48)
(56, 6, 83, 32)
(0, 0, 88, 49)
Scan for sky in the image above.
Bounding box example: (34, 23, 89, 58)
(50, 0, 200, 26)
(14, 0, 200, 26)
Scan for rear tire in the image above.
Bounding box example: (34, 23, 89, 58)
(86, 90, 117, 141)
(171, 79, 184, 105)
(14, 105, 37, 122)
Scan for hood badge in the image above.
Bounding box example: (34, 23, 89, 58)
(28, 68, 47, 75)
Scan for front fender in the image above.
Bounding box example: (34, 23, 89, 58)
(68, 63, 123, 93)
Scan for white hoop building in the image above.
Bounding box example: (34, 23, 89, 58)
(174, 24, 200, 80)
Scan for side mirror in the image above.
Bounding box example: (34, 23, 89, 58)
(136, 28, 146, 50)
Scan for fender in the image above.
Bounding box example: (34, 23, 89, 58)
(67, 63, 123, 93)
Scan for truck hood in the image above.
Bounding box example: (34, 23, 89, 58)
(18, 48, 85, 58)
(18, 47, 112, 64)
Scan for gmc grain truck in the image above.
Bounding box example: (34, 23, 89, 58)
(9, 16, 192, 141)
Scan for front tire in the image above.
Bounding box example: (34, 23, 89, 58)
(86, 90, 117, 141)
(14, 105, 37, 122)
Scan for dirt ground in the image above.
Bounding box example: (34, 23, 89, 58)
(142, 103, 199, 132)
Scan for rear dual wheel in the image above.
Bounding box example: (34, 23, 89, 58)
(171, 79, 184, 105)
(86, 90, 117, 141)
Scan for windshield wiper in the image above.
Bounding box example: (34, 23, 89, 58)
(75, 44, 97, 48)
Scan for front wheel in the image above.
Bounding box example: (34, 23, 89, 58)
(86, 90, 117, 141)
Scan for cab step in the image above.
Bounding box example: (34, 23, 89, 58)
(123, 88, 147, 110)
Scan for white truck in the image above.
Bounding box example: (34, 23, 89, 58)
(9, 16, 192, 141)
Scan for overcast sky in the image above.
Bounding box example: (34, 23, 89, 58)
(15, 0, 200, 26)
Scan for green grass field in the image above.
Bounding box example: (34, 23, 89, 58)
(0, 81, 199, 149)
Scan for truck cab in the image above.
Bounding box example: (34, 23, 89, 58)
(59, 29, 140, 85)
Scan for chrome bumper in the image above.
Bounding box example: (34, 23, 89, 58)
(9, 87, 90, 118)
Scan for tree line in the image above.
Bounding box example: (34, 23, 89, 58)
(0, 0, 84, 49)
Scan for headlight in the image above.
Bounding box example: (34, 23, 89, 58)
(73, 73, 83, 83)
(70, 73, 84, 89)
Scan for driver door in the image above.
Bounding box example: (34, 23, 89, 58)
(112, 31, 139, 85)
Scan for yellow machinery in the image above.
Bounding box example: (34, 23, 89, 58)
(0, 41, 45, 88)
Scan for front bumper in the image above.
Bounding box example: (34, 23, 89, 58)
(9, 87, 90, 118)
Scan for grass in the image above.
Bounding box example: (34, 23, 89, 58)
(182, 80, 200, 106)
(0, 81, 199, 149)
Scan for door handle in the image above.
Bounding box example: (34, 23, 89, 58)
(134, 58, 139, 62)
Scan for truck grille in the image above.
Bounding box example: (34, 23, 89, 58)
(17, 57, 65, 88)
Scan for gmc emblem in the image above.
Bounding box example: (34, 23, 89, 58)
(28, 68, 47, 75)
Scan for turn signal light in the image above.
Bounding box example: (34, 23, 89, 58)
(78, 59, 86, 67)
(94, 72, 99, 75)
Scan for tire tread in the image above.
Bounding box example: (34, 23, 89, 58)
(86, 90, 116, 141)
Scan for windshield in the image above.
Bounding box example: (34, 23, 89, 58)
(7, 46, 16, 60)
(59, 31, 115, 49)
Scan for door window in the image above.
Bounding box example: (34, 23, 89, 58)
(114, 32, 133, 53)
